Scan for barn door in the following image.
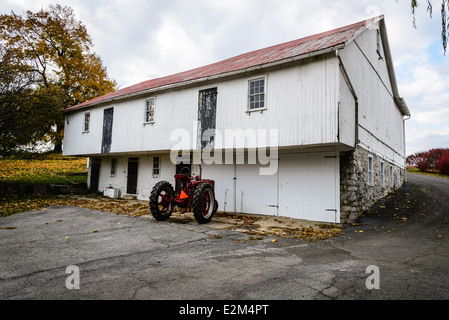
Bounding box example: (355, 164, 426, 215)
(278, 153, 340, 223)
(197, 88, 217, 150)
(235, 163, 278, 215)
(101, 108, 114, 154)
(90, 158, 101, 192)
(126, 157, 139, 194)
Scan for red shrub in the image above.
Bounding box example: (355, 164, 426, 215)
(410, 151, 431, 171)
(426, 149, 446, 170)
(407, 148, 449, 174)
(438, 150, 449, 176)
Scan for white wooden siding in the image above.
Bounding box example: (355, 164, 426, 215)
(200, 163, 235, 212)
(96, 154, 175, 199)
(338, 70, 356, 147)
(339, 28, 406, 167)
(64, 108, 103, 156)
(63, 55, 340, 156)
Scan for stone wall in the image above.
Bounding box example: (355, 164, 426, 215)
(340, 146, 405, 223)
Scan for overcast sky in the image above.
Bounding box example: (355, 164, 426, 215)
(1, 0, 448, 155)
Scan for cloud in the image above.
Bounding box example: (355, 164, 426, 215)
(1, 0, 448, 154)
(406, 122, 449, 154)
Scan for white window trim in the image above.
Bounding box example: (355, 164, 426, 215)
(246, 75, 267, 114)
(110, 158, 117, 177)
(152, 156, 160, 177)
(83, 112, 90, 133)
(380, 161, 385, 187)
(144, 97, 156, 125)
(390, 165, 394, 187)
(368, 155, 374, 186)
(376, 30, 384, 60)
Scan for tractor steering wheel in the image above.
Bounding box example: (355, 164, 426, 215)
(179, 167, 191, 176)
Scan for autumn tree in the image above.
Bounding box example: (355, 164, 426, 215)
(0, 4, 117, 155)
(411, 0, 449, 53)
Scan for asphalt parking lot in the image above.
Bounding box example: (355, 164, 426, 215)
(0, 173, 448, 301)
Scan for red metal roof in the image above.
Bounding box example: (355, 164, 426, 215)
(68, 16, 380, 111)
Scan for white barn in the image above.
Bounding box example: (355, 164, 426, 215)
(63, 16, 410, 224)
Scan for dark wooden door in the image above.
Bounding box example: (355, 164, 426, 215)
(198, 88, 217, 149)
(90, 158, 101, 192)
(126, 157, 138, 194)
(101, 108, 114, 154)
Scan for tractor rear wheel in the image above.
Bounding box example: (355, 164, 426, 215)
(192, 182, 217, 224)
(149, 181, 174, 221)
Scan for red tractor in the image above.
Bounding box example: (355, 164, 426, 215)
(149, 174, 218, 224)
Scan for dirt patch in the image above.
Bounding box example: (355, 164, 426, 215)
(164, 210, 343, 242)
(212, 212, 343, 242)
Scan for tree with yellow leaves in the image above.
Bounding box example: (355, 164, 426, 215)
(0, 4, 117, 154)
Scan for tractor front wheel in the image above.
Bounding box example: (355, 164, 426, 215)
(192, 182, 217, 224)
(149, 181, 174, 221)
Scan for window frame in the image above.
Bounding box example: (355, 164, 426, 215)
(152, 156, 160, 177)
(247, 76, 267, 112)
(368, 156, 374, 186)
(83, 112, 90, 132)
(380, 161, 385, 187)
(390, 165, 394, 187)
(144, 97, 156, 124)
(376, 29, 384, 60)
(110, 158, 117, 177)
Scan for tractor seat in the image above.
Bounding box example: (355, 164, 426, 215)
(174, 174, 190, 181)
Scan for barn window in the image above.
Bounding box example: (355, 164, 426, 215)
(152, 157, 160, 176)
(390, 165, 394, 187)
(380, 161, 385, 187)
(110, 159, 117, 176)
(368, 156, 374, 186)
(83, 112, 90, 132)
(248, 77, 266, 111)
(377, 30, 384, 60)
(145, 98, 155, 123)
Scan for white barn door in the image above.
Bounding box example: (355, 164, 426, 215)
(278, 153, 340, 223)
(235, 164, 278, 215)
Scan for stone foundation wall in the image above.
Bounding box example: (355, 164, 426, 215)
(340, 146, 405, 223)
